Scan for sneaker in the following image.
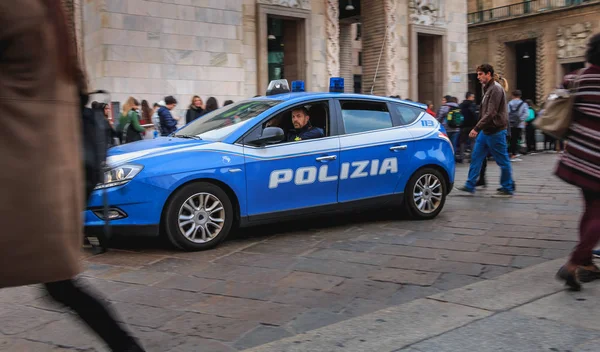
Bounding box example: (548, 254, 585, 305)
(593, 249, 600, 259)
(510, 158, 523, 162)
(475, 179, 486, 188)
(492, 189, 513, 198)
(455, 186, 475, 195)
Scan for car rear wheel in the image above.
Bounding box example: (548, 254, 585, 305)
(404, 167, 447, 220)
(164, 182, 234, 251)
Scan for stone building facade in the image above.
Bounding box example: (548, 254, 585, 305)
(467, 0, 600, 104)
(66, 0, 467, 118)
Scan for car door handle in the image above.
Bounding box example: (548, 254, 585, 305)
(390, 145, 408, 151)
(316, 155, 337, 162)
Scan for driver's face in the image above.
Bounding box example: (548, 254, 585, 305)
(291, 110, 309, 129)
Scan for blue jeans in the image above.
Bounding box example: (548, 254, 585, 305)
(465, 130, 515, 193)
(448, 131, 460, 151)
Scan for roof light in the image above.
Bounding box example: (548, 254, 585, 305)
(329, 77, 344, 93)
(291, 80, 305, 92)
(266, 79, 290, 96)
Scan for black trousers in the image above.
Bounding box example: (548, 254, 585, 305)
(525, 123, 536, 152)
(45, 279, 141, 351)
(510, 127, 522, 156)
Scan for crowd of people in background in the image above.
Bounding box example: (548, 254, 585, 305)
(92, 95, 235, 145)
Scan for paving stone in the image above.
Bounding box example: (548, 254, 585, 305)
(212, 252, 299, 270)
(0, 336, 75, 352)
(292, 258, 378, 279)
(25, 295, 70, 313)
(270, 287, 352, 312)
(277, 272, 345, 290)
(110, 286, 203, 310)
(369, 268, 440, 286)
(85, 250, 165, 268)
(0, 285, 47, 305)
(452, 235, 510, 245)
(485, 230, 538, 239)
(154, 275, 221, 292)
(0, 305, 62, 335)
(542, 248, 573, 260)
(385, 257, 483, 276)
(167, 337, 236, 352)
(160, 313, 259, 342)
(223, 266, 292, 284)
(341, 298, 389, 317)
(192, 263, 244, 279)
(202, 281, 276, 301)
(188, 295, 305, 325)
(479, 265, 514, 279)
(243, 242, 314, 255)
(319, 240, 377, 252)
(21, 318, 106, 350)
(233, 325, 293, 350)
(326, 279, 402, 300)
(304, 248, 394, 266)
(78, 277, 139, 298)
(508, 238, 577, 250)
(437, 250, 513, 266)
(536, 233, 579, 241)
(511, 256, 549, 269)
(108, 302, 185, 328)
(129, 325, 188, 351)
(284, 308, 348, 334)
(432, 273, 484, 290)
(407, 311, 600, 352)
(480, 244, 543, 257)
(386, 285, 442, 305)
(411, 239, 481, 251)
(100, 268, 177, 285)
(369, 244, 440, 259)
(143, 258, 210, 275)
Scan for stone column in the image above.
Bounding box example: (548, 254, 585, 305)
(360, 0, 389, 95)
(339, 22, 354, 93)
(326, 0, 340, 80)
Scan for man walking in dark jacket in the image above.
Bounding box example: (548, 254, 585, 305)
(456, 64, 515, 197)
(158, 96, 178, 136)
(457, 92, 478, 163)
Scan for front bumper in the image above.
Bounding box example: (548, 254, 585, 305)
(84, 179, 170, 237)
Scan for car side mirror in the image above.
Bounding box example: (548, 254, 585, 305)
(247, 126, 285, 146)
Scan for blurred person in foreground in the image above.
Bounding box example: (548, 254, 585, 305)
(555, 33, 600, 291)
(0, 1, 144, 350)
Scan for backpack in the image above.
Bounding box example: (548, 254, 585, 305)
(446, 108, 464, 128)
(508, 101, 525, 127)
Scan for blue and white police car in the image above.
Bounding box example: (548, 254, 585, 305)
(85, 78, 455, 251)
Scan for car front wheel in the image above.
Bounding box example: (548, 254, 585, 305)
(164, 182, 234, 251)
(404, 168, 447, 220)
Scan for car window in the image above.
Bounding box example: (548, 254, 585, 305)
(175, 100, 281, 141)
(392, 103, 423, 126)
(340, 101, 393, 134)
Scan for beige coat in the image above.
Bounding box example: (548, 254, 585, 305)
(0, 0, 84, 288)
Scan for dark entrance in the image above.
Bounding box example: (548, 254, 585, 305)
(515, 41, 537, 102)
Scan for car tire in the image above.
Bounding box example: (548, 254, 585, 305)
(404, 167, 447, 220)
(164, 182, 234, 251)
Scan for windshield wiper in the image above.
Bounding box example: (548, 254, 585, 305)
(173, 134, 202, 140)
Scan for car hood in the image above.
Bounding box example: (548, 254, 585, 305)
(107, 137, 214, 167)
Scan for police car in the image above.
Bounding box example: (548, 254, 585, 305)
(85, 78, 455, 251)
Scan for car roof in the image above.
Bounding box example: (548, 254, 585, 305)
(252, 92, 427, 110)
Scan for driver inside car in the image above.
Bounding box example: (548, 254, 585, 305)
(287, 107, 324, 142)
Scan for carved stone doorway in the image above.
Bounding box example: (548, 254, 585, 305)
(410, 25, 446, 109)
(514, 40, 537, 103)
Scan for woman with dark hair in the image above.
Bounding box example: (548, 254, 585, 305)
(140, 99, 152, 124)
(0, 1, 144, 350)
(186, 95, 204, 123)
(223, 99, 234, 106)
(94, 101, 119, 147)
(555, 32, 600, 291)
(205, 96, 219, 113)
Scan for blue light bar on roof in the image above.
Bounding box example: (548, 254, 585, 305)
(291, 80, 305, 92)
(329, 77, 344, 93)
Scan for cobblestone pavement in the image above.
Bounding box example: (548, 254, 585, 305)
(0, 153, 583, 352)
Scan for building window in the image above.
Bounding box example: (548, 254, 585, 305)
(358, 52, 362, 66)
(355, 23, 361, 40)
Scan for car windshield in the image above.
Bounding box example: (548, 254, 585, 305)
(174, 100, 282, 141)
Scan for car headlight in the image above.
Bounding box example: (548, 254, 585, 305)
(94, 164, 143, 190)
